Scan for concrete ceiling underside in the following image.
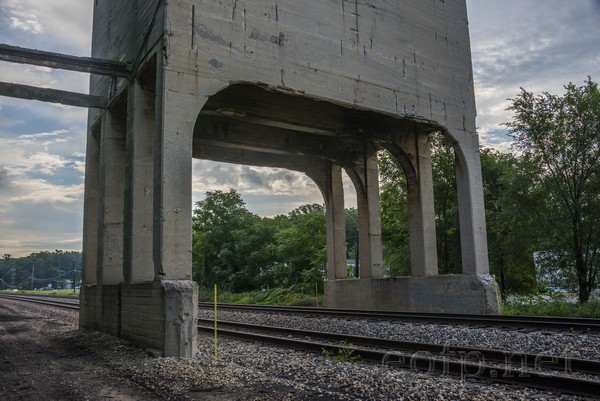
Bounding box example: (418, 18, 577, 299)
(193, 83, 432, 170)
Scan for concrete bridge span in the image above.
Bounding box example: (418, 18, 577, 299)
(80, 0, 499, 357)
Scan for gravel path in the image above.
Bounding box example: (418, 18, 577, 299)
(0, 299, 593, 400)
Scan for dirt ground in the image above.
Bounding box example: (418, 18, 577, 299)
(0, 298, 274, 401)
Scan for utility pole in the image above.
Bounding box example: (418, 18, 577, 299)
(10, 268, 15, 287)
(31, 264, 35, 290)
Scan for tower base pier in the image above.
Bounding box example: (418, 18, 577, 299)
(324, 275, 501, 315)
(79, 280, 198, 357)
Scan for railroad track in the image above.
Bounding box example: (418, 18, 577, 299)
(0, 293, 79, 310)
(4, 294, 600, 397)
(199, 302, 600, 332)
(199, 318, 600, 398)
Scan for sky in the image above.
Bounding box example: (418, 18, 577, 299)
(0, 0, 599, 257)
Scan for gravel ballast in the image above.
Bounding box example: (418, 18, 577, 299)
(201, 309, 600, 362)
(0, 298, 594, 400)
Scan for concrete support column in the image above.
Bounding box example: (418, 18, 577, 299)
(124, 64, 156, 284)
(153, 72, 195, 281)
(308, 162, 347, 280)
(393, 130, 438, 277)
(349, 152, 383, 278)
(453, 130, 490, 275)
(97, 101, 127, 285)
(82, 123, 101, 285)
(152, 67, 199, 357)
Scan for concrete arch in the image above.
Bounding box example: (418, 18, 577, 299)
(192, 83, 402, 282)
(81, 0, 499, 359)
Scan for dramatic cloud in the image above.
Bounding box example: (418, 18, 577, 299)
(191, 159, 358, 216)
(0, 0, 92, 55)
(467, 0, 600, 149)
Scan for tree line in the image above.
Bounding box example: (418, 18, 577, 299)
(0, 250, 82, 291)
(193, 79, 599, 303)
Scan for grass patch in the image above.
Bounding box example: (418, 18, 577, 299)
(199, 287, 319, 306)
(503, 295, 600, 318)
(0, 289, 79, 297)
(322, 342, 363, 364)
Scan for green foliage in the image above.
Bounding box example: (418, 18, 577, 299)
(506, 78, 600, 303)
(345, 208, 359, 259)
(378, 134, 463, 276)
(378, 150, 411, 276)
(503, 295, 600, 318)
(480, 148, 540, 296)
(322, 342, 363, 364)
(264, 204, 326, 292)
(430, 133, 461, 274)
(192, 189, 326, 293)
(0, 250, 81, 291)
(202, 286, 319, 306)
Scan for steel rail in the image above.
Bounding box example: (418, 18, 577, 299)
(198, 321, 600, 398)
(0, 294, 79, 310)
(199, 318, 600, 375)
(199, 302, 600, 332)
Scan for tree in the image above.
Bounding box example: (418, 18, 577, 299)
(480, 148, 541, 296)
(192, 189, 266, 291)
(430, 133, 462, 274)
(506, 78, 600, 303)
(379, 150, 411, 276)
(0, 251, 81, 290)
(379, 133, 463, 277)
(265, 204, 327, 291)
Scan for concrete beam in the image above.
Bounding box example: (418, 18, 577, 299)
(0, 43, 131, 79)
(0, 81, 107, 109)
(194, 116, 368, 166)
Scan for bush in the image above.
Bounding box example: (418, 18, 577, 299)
(503, 294, 600, 318)
(200, 286, 319, 306)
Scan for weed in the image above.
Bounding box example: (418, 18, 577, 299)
(322, 341, 362, 364)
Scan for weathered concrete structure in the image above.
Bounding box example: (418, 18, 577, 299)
(80, 0, 499, 356)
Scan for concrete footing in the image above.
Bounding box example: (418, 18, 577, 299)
(324, 275, 501, 315)
(79, 280, 198, 357)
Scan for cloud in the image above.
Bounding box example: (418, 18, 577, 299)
(192, 160, 322, 198)
(0, 128, 80, 177)
(17, 129, 68, 140)
(0, 196, 83, 256)
(1, 0, 93, 55)
(479, 130, 513, 153)
(0, 168, 7, 189)
(0, 177, 83, 203)
(192, 159, 359, 216)
(467, 0, 600, 148)
(26, 152, 69, 175)
(8, 10, 43, 34)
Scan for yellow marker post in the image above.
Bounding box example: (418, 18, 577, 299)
(214, 283, 218, 360)
(493, 276, 501, 313)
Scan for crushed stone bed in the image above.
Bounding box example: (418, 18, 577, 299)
(0, 298, 591, 400)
